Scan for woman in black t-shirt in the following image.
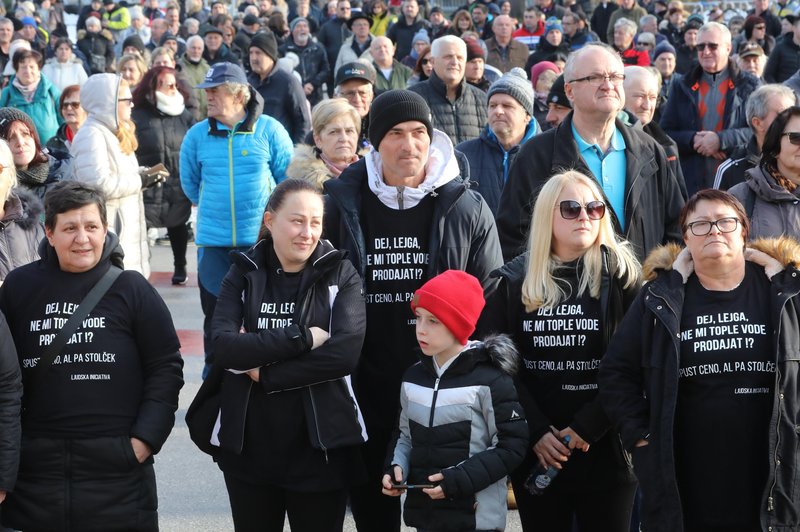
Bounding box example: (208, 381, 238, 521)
(207, 178, 367, 532)
(599, 188, 800, 531)
(481, 170, 641, 531)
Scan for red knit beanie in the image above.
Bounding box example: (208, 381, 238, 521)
(410, 270, 485, 345)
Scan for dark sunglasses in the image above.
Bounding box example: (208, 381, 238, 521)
(62, 101, 81, 109)
(754, 24, 766, 29)
(783, 132, 800, 145)
(559, 200, 606, 220)
(421, 58, 431, 65)
(696, 42, 719, 52)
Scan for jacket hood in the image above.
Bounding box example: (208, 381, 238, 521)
(2, 187, 43, 228)
(208, 86, 264, 136)
(422, 334, 520, 376)
(38, 230, 125, 271)
(81, 73, 122, 131)
(365, 129, 460, 209)
(642, 237, 800, 283)
(744, 165, 799, 203)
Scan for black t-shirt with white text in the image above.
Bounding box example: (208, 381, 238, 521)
(675, 261, 774, 529)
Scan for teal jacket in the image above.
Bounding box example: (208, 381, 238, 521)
(179, 88, 292, 248)
(0, 75, 62, 144)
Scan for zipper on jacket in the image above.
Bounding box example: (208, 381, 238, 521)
(428, 377, 440, 427)
(396, 186, 405, 210)
(309, 387, 329, 463)
(228, 133, 237, 246)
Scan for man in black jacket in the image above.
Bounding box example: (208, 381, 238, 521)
(497, 43, 685, 262)
(386, 0, 430, 60)
(323, 89, 502, 532)
(247, 31, 311, 144)
(279, 17, 330, 107)
(764, 14, 800, 82)
(409, 35, 488, 145)
(317, 0, 352, 96)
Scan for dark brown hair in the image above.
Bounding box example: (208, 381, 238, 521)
(59, 84, 81, 110)
(257, 178, 322, 241)
(679, 189, 750, 242)
(44, 181, 108, 230)
(132, 66, 191, 108)
(12, 48, 43, 70)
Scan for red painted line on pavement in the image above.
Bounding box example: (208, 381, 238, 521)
(177, 329, 204, 357)
(149, 271, 198, 288)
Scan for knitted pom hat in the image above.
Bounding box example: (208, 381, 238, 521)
(488, 67, 535, 115)
(411, 270, 485, 345)
(368, 89, 433, 149)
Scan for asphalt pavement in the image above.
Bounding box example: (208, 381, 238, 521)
(149, 241, 523, 531)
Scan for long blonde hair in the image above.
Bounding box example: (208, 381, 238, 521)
(520, 170, 641, 312)
(116, 78, 138, 155)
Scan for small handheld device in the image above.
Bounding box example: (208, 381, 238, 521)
(390, 483, 436, 490)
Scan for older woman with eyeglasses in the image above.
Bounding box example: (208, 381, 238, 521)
(480, 170, 641, 531)
(729, 106, 800, 239)
(733, 15, 774, 56)
(46, 85, 87, 154)
(599, 188, 800, 531)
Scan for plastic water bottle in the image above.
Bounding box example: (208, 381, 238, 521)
(523, 435, 570, 495)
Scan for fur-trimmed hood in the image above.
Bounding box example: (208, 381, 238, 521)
(2, 188, 43, 229)
(479, 334, 520, 376)
(642, 237, 800, 283)
(285, 144, 368, 191)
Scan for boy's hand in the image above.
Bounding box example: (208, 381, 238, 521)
(423, 472, 445, 500)
(381, 465, 405, 496)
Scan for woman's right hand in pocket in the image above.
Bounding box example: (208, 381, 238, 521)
(533, 431, 571, 469)
(309, 326, 330, 349)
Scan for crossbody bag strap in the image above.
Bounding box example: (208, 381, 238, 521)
(34, 266, 123, 384)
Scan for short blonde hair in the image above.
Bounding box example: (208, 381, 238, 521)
(521, 170, 641, 311)
(150, 46, 176, 67)
(0, 139, 17, 202)
(311, 98, 360, 138)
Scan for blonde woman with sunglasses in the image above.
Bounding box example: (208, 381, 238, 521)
(479, 170, 641, 531)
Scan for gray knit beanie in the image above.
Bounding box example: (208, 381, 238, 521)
(0, 108, 39, 143)
(368, 90, 433, 148)
(487, 67, 534, 116)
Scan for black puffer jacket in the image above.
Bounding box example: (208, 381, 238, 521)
(279, 38, 330, 106)
(765, 36, 800, 83)
(0, 310, 21, 494)
(0, 189, 43, 282)
(132, 101, 195, 229)
(247, 68, 311, 144)
(598, 239, 800, 532)
(211, 238, 367, 457)
(408, 72, 488, 145)
(76, 30, 115, 74)
(496, 112, 686, 262)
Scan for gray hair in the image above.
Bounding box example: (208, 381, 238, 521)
(85, 16, 101, 29)
(431, 35, 466, 58)
(699, 21, 731, 44)
(0, 140, 17, 202)
(563, 42, 622, 82)
(186, 34, 204, 48)
(0, 17, 15, 28)
(639, 14, 657, 27)
(746, 84, 796, 131)
(614, 17, 638, 37)
(222, 82, 251, 106)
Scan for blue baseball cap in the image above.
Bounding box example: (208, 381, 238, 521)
(197, 62, 248, 89)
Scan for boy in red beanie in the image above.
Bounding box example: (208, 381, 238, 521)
(381, 270, 528, 532)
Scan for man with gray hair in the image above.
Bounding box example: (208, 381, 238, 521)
(661, 21, 760, 194)
(497, 43, 685, 262)
(178, 34, 209, 117)
(180, 62, 293, 377)
(713, 84, 796, 189)
(409, 35, 488, 144)
(0, 18, 14, 73)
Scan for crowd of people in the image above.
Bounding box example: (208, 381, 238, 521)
(0, 0, 799, 530)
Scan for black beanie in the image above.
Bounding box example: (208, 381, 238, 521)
(368, 90, 433, 149)
(249, 31, 279, 63)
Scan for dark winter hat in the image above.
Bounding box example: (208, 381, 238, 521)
(122, 33, 146, 54)
(429, 6, 443, 14)
(159, 31, 178, 46)
(249, 30, 278, 63)
(335, 61, 376, 85)
(411, 270, 485, 345)
(242, 13, 260, 26)
(0, 108, 40, 144)
(103, 0, 115, 5)
(653, 40, 676, 61)
(290, 16, 309, 32)
(346, 11, 371, 29)
(547, 74, 571, 109)
(488, 67, 534, 116)
(544, 16, 562, 36)
(368, 89, 433, 148)
(685, 13, 704, 30)
(201, 23, 224, 36)
(196, 61, 248, 88)
(463, 37, 485, 61)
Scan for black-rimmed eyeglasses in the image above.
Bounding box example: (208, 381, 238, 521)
(686, 217, 739, 236)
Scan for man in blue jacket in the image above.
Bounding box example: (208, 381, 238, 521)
(180, 62, 293, 377)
